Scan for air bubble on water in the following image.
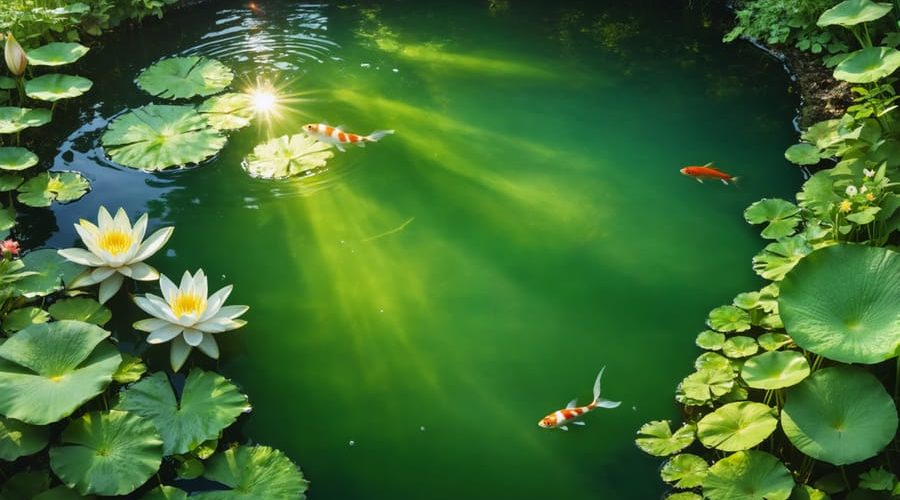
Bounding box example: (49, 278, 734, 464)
(349, 440, 356, 447)
(392, 68, 399, 73)
(166, 249, 176, 257)
(632, 406, 637, 411)
(420, 426, 426, 431)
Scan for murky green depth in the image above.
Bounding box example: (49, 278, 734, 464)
(41, 1, 799, 497)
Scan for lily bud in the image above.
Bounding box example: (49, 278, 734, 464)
(4, 33, 27, 77)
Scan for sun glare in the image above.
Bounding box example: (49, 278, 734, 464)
(250, 88, 278, 113)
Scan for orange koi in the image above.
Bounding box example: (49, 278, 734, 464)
(303, 123, 394, 152)
(680, 163, 739, 185)
(538, 367, 620, 431)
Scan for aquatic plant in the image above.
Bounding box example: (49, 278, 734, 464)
(243, 133, 335, 179)
(137, 56, 234, 100)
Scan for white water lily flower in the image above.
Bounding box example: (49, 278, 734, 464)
(58, 206, 174, 304)
(133, 269, 248, 371)
(845, 185, 858, 196)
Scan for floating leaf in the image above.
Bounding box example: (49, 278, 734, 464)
(0, 206, 12, 238)
(198, 92, 254, 130)
(194, 445, 308, 499)
(779, 245, 899, 364)
(17, 171, 90, 208)
(720, 385, 750, 403)
(116, 369, 250, 455)
(142, 486, 189, 500)
(694, 352, 736, 375)
(49, 297, 111, 325)
(177, 457, 204, 479)
(722, 336, 759, 358)
(697, 402, 778, 451)
(791, 484, 831, 500)
(741, 351, 810, 389)
(0, 147, 38, 171)
(696, 330, 725, 350)
(733, 292, 760, 310)
(0, 416, 49, 460)
(708, 305, 752, 332)
(797, 171, 843, 220)
(2, 306, 50, 334)
(0, 471, 50, 499)
(243, 133, 333, 179)
(26, 43, 90, 66)
(25, 74, 93, 102)
(50, 410, 162, 496)
(661, 453, 708, 488)
(744, 199, 802, 239)
(112, 354, 147, 384)
(102, 104, 226, 171)
(33, 485, 86, 500)
(667, 494, 702, 500)
(17, 248, 84, 298)
(858, 468, 896, 491)
(635, 420, 696, 456)
(0, 174, 23, 191)
(817, 0, 893, 27)
(784, 143, 822, 166)
(676, 369, 734, 406)
(752, 235, 813, 281)
(758, 333, 792, 351)
(782, 366, 897, 465)
(0, 107, 52, 134)
(834, 47, 900, 83)
(137, 56, 233, 100)
(703, 451, 794, 500)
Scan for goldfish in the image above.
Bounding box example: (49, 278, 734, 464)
(680, 163, 739, 185)
(303, 124, 394, 152)
(538, 367, 621, 431)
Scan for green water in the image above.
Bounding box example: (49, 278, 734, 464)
(39, 1, 800, 497)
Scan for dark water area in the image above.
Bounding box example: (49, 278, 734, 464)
(23, 0, 801, 497)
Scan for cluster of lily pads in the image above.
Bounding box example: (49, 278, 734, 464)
(637, 1, 900, 498)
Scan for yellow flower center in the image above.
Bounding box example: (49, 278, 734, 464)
(171, 293, 205, 317)
(47, 177, 64, 192)
(866, 193, 875, 201)
(839, 200, 852, 213)
(98, 230, 133, 255)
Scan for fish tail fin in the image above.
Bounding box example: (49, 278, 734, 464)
(592, 366, 620, 409)
(366, 129, 395, 142)
(596, 398, 622, 409)
(730, 176, 741, 187)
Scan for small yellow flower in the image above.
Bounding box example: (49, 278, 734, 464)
(839, 200, 852, 213)
(866, 192, 875, 202)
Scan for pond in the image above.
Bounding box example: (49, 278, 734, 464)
(36, 0, 800, 497)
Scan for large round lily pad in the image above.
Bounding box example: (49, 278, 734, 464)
(137, 56, 233, 100)
(741, 351, 810, 389)
(0, 415, 49, 460)
(781, 366, 897, 465)
(48, 297, 111, 325)
(817, 0, 893, 27)
(744, 199, 802, 239)
(102, 104, 226, 171)
(697, 402, 778, 452)
(243, 133, 334, 179)
(17, 171, 90, 207)
(661, 453, 708, 488)
(116, 369, 251, 455)
(703, 451, 794, 500)
(17, 248, 85, 298)
(779, 245, 899, 364)
(834, 47, 900, 83)
(25, 74, 93, 102)
(194, 445, 308, 499)
(26, 42, 89, 66)
(0, 107, 52, 134)
(0, 147, 38, 171)
(50, 410, 163, 496)
(198, 92, 254, 130)
(635, 420, 696, 456)
(0, 320, 121, 424)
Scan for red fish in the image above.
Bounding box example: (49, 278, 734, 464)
(680, 163, 739, 185)
(303, 123, 394, 152)
(538, 367, 620, 431)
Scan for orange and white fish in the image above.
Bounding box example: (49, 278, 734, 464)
(303, 124, 394, 152)
(680, 163, 739, 185)
(538, 367, 621, 431)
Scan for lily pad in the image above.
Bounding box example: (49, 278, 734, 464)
(696, 330, 726, 350)
(17, 248, 84, 298)
(694, 352, 736, 375)
(752, 235, 813, 281)
(667, 494, 702, 500)
(858, 468, 896, 491)
(741, 351, 810, 389)
(697, 402, 778, 451)
(33, 486, 89, 500)
(817, 0, 893, 27)
(635, 420, 696, 456)
(25, 74, 93, 102)
(137, 56, 233, 100)
(49, 297, 111, 326)
(116, 369, 251, 455)
(708, 305, 752, 332)
(791, 484, 831, 500)
(779, 245, 899, 364)
(243, 133, 334, 179)
(676, 369, 734, 406)
(744, 199, 802, 239)
(782, 366, 897, 465)
(194, 445, 308, 499)
(0, 147, 38, 171)
(722, 336, 759, 358)
(0, 174, 23, 191)
(26, 43, 90, 66)
(17, 171, 90, 208)
(1, 471, 50, 499)
(142, 486, 189, 500)
(784, 143, 822, 166)
(834, 47, 900, 83)
(758, 332, 793, 351)
(113, 354, 147, 384)
(0, 415, 49, 460)
(198, 92, 254, 130)
(0, 320, 121, 424)
(2, 306, 50, 334)
(703, 451, 794, 500)
(101, 104, 226, 171)
(0, 107, 52, 134)
(50, 410, 163, 496)
(661, 453, 708, 488)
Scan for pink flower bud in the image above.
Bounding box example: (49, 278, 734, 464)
(4, 33, 27, 77)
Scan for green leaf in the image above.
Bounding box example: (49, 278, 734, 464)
(2, 306, 50, 334)
(817, 0, 893, 27)
(0, 107, 52, 134)
(758, 332, 793, 351)
(193, 438, 218, 460)
(695, 352, 737, 375)
(112, 354, 147, 384)
(26, 43, 89, 66)
(708, 305, 752, 332)
(845, 206, 881, 224)
(733, 292, 760, 310)
(790, 484, 831, 500)
(0, 174, 23, 191)
(676, 369, 734, 406)
(782, 366, 897, 465)
(17, 248, 84, 298)
(635, 420, 696, 456)
(243, 133, 334, 179)
(17, 171, 90, 208)
(744, 199, 802, 239)
(0, 77, 14, 90)
(194, 445, 308, 499)
(703, 451, 794, 500)
(741, 351, 810, 389)
(137, 57, 233, 100)
(0, 416, 49, 460)
(661, 453, 708, 488)
(858, 468, 896, 491)
(0, 147, 38, 171)
(0, 320, 121, 425)
(779, 245, 899, 364)
(697, 402, 778, 451)
(50, 410, 163, 496)
(49, 297, 111, 325)
(32, 485, 88, 500)
(177, 457, 204, 479)
(696, 330, 725, 350)
(667, 494, 702, 500)
(722, 336, 759, 358)
(116, 369, 250, 455)
(752, 235, 813, 281)
(798, 171, 843, 219)
(198, 92, 254, 130)
(101, 104, 226, 171)
(784, 143, 822, 165)
(25, 74, 93, 102)
(834, 47, 900, 83)
(0, 471, 50, 499)
(141, 486, 189, 500)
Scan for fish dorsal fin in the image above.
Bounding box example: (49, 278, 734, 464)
(566, 399, 577, 409)
(703, 162, 719, 170)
